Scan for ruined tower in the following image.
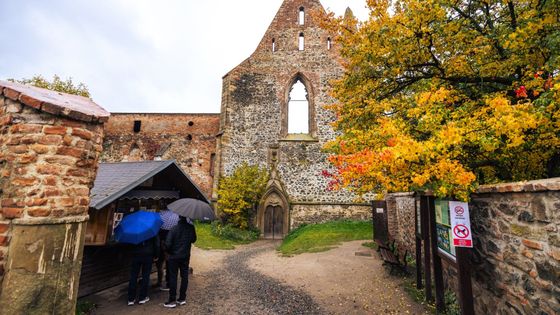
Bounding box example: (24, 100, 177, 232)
(214, 0, 371, 238)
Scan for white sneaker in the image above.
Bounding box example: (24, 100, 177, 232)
(177, 300, 187, 305)
(164, 301, 177, 308)
(138, 297, 150, 304)
(127, 300, 135, 306)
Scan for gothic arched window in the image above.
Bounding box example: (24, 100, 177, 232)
(288, 79, 309, 134)
(298, 33, 304, 51)
(299, 7, 305, 25)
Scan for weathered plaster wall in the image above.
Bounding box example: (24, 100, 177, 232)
(217, 0, 366, 224)
(0, 84, 107, 314)
(385, 179, 560, 315)
(101, 113, 219, 198)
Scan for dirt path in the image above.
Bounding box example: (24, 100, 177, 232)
(87, 240, 428, 314)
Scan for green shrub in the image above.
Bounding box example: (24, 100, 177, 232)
(211, 221, 260, 242)
(216, 162, 268, 229)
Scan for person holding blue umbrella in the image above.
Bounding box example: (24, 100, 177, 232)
(114, 211, 162, 306)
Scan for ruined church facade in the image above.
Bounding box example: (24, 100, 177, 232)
(213, 0, 371, 238)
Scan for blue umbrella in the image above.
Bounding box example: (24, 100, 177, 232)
(114, 211, 163, 244)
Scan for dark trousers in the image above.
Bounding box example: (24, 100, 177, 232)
(156, 257, 169, 287)
(167, 256, 190, 301)
(128, 256, 152, 301)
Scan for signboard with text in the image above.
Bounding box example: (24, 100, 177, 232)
(449, 201, 473, 247)
(434, 199, 456, 261)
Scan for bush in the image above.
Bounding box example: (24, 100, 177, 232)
(217, 162, 268, 229)
(210, 221, 260, 242)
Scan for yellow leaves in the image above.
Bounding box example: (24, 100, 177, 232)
(323, 0, 560, 201)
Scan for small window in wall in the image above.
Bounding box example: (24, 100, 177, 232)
(288, 79, 309, 134)
(298, 33, 304, 51)
(272, 38, 276, 52)
(327, 37, 332, 50)
(186, 134, 193, 141)
(133, 120, 141, 133)
(299, 7, 305, 25)
(188, 121, 194, 126)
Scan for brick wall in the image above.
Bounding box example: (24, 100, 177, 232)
(0, 81, 108, 313)
(101, 113, 219, 197)
(385, 178, 560, 315)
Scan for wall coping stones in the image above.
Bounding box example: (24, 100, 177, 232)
(476, 177, 560, 194)
(0, 80, 110, 123)
(12, 215, 89, 226)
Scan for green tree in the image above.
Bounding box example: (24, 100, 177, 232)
(217, 162, 269, 229)
(323, 0, 560, 200)
(10, 74, 91, 98)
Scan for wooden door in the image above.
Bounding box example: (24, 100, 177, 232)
(264, 205, 284, 239)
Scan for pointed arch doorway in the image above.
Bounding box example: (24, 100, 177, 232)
(259, 190, 289, 239)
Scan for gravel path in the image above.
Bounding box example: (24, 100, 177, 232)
(90, 241, 326, 314)
(189, 241, 325, 314)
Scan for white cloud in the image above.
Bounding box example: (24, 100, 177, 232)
(0, 0, 369, 113)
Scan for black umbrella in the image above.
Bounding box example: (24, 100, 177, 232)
(167, 198, 216, 221)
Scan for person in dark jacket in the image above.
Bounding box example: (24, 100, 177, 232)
(127, 235, 159, 306)
(163, 216, 196, 308)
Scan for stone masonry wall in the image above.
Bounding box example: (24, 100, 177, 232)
(291, 203, 371, 228)
(102, 113, 219, 198)
(218, 0, 363, 214)
(0, 82, 107, 314)
(385, 178, 560, 315)
(386, 192, 416, 254)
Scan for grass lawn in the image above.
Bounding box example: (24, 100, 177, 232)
(278, 220, 373, 256)
(194, 222, 256, 250)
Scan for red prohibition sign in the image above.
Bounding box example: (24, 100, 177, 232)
(453, 224, 470, 239)
(454, 206, 465, 215)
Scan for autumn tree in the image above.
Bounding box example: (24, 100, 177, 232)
(323, 0, 560, 200)
(217, 162, 269, 229)
(10, 74, 91, 98)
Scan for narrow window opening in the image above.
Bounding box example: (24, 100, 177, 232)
(210, 153, 216, 176)
(299, 7, 305, 25)
(133, 120, 141, 133)
(186, 134, 192, 141)
(288, 79, 309, 134)
(327, 37, 332, 50)
(298, 33, 304, 51)
(188, 121, 194, 126)
(272, 38, 276, 52)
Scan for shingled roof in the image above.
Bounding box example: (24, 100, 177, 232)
(89, 160, 208, 210)
(0, 80, 110, 123)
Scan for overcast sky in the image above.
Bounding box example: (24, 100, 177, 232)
(0, 1, 368, 113)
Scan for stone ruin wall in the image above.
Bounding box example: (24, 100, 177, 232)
(385, 179, 560, 315)
(218, 0, 369, 226)
(290, 204, 371, 229)
(0, 87, 106, 313)
(101, 113, 220, 198)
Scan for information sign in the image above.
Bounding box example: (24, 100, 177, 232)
(434, 200, 457, 261)
(449, 201, 473, 247)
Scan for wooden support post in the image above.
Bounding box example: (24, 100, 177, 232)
(421, 195, 432, 301)
(427, 196, 445, 312)
(415, 236, 423, 289)
(456, 247, 475, 315)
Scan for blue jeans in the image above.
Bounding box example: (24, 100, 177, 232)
(128, 256, 152, 301)
(167, 257, 190, 301)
